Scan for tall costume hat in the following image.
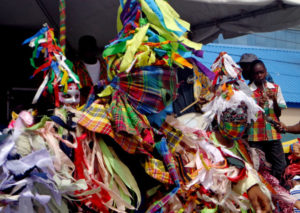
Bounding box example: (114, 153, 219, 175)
(23, 25, 80, 107)
(78, 0, 215, 212)
(202, 52, 263, 128)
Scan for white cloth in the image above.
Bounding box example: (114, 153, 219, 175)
(249, 81, 287, 108)
(291, 185, 300, 213)
(83, 60, 100, 85)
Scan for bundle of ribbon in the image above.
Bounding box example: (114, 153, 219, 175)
(23, 25, 80, 107)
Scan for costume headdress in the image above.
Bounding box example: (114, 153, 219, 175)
(202, 52, 262, 128)
(23, 25, 80, 107)
(99, 0, 215, 114)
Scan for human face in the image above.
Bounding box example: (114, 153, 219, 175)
(253, 63, 266, 85)
(58, 83, 80, 107)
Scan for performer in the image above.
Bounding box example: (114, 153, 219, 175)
(201, 52, 299, 213)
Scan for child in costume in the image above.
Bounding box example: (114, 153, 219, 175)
(202, 52, 300, 213)
(203, 90, 300, 213)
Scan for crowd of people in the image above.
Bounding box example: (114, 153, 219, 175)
(1, 0, 300, 212)
(237, 53, 300, 212)
(73, 45, 300, 212)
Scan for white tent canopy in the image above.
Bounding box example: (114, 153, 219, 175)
(1, 0, 300, 49)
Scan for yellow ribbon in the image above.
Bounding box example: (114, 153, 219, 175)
(119, 24, 149, 72)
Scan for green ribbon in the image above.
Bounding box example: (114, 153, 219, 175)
(103, 41, 127, 58)
(200, 206, 218, 213)
(26, 116, 51, 131)
(99, 138, 141, 207)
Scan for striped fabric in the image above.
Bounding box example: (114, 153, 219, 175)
(59, 0, 66, 54)
(73, 58, 107, 88)
(282, 139, 300, 153)
(160, 122, 183, 153)
(248, 82, 287, 142)
(174, 154, 192, 184)
(111, 66, 177, 114)
(290, 185, 300, 213)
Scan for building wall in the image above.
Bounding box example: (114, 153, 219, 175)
(280, 108, 300, 125)
(214, 29, 300, 50)
(213, 29, 300, 124)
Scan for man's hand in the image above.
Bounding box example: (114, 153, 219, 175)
(247, 184, 272, 213)
(258, 95, 268, 107)
(276, 121, 288, 133)
(292, 143, 300, 159)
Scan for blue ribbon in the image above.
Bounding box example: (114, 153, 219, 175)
(22, 26, 48, 45)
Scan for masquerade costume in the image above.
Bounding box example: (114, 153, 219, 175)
(162, 115, 270, 212)
(0, 27, 141, 212)
(202, 52, 297, 213)
(0, 1, 286, 213)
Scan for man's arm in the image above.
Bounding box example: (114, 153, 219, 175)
(278, 121, 300, 134)
(247, 184, 272, 213)
(233, 163, 272, 212)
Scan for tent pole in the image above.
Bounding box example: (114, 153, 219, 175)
(34, 0, 59, 32)
(59, 0, 66, 54)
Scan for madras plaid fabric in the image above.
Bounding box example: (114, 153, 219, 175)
(248, 82, 286, 141)
(218, 121, 246, 140)
(110, 91, 150, 134)
(78, 102, 113, 136)
(78, 103, 143, 154)
(109, 91, 155, 154)
(77, 99, 137, 153)
(145, 157, 173, 184)
(79, 91, 155, 154)
(156, 139, 180, 187)
(110, 66, 177, 114)
(73, 57, 107, 88)
(113, 133, 140, 154)
(106, 56, 121, 81)
(160, 122, 183, 153)
(147, 138, 180, 213)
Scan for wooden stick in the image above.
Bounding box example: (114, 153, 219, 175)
(180, 99, 199, 114)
